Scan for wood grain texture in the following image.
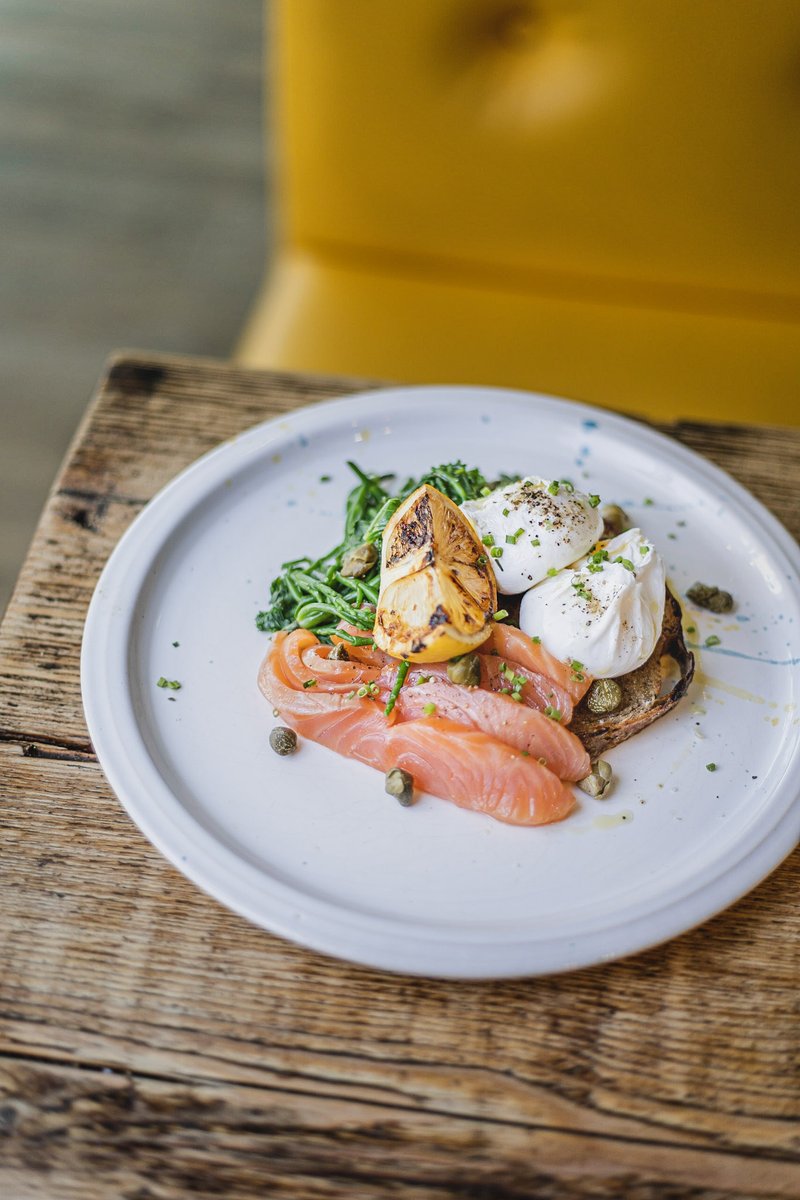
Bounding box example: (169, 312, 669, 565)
(1, 353, 799, 1199)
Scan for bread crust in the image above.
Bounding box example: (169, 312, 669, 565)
(569, 588, 695, 760)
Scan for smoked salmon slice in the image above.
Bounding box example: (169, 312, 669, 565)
(260, 630, 582, 826)
(390, 671, 590, 782)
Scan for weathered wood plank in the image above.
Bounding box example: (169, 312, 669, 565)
(1, 736, 799, 1161)
(1, 354, 799, 1197)
(1, 1057, 799, 1200)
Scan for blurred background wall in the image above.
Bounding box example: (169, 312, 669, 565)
(0, 0, 267, 610)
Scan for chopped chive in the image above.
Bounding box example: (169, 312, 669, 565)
(531, 636, 541, 644)
(639, 544, 650, 555)
(480, 485, 492, 496)
(530, 537, 541, 547)
(547, 481, 560, 495)
(505, 533, 517, 544)
(547, 567, 558, 577)
(319, 474, 332, 482)
(544, 706, 562, 722)
(571, 577, 594, 601)
(490, 546, 504, 558)
(423, 702, 436, 716)
(156, 677, 181, 690)
(520, 749, 530, 757)
(172, 641, 179, 648)
(303, 679, 317, 688)
(511, 691, 523, 702)
(482, 533, 495, 547)
(493, 609, 509, 621)
(560, 479, 575, 492)
(477, 554, 488, 565)
(706, 762, 717, 772)
(502, 507, 510, 517)
(705, 634, 721, 647)
(588, 494, 601, 507)
(614, 556, 635, 572)
(686, 625, 696, 634)
(643, 497, 654, 506)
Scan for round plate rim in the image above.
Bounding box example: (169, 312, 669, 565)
(81, 384, 800, 978)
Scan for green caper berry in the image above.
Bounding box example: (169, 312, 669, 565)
(447, 652, 481, 688)
(269, 726, 298, 756)
(578, 760, 613, 798)
(600, 504, 631, 538)
(586, 678, 623, 715)
(341, 541, 378, 578)
(385, 767, 415, 807)
(686, 582, 734, 613)
(328, 642, 350, 661)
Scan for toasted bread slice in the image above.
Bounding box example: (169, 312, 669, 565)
(569, 588, 695, 760)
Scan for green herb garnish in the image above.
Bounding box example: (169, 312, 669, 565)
(705, 635, 721, 647)
(384, 660, 409, 717)
(423, 702, 437, 716)
(256, 460, 493, 642)
(156, 677, 181, 690)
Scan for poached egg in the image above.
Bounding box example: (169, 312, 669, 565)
(461, 477, 603, 595)
(519, 528, 666, 677)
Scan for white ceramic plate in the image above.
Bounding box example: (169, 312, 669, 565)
(81, 386, 800, 978)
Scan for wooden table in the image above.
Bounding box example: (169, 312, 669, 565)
(2, 353, 799, 1200)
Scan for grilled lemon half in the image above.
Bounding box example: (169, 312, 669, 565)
(374, 484, 497, 662)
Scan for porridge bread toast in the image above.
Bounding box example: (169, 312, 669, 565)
(569, 588, 695, 760)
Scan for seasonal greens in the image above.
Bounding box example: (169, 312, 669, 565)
(256, 460, 497, 643)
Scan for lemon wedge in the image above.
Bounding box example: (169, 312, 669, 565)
(374, 484, 497, 662)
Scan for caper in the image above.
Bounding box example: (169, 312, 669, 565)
(341, 541, 378, 578)
(269, 726, 298, 756)
(328, 642, 350, 661)
(686, 582, 734, 614)
(446, 652, 481, 688)
(578, 760, 613, 798)
(600, 504, 631, 538)
(586, 678, 623, 715)
(385, 767, 415, 807)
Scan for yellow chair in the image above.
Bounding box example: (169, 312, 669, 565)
(237, 0, 800, 424)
